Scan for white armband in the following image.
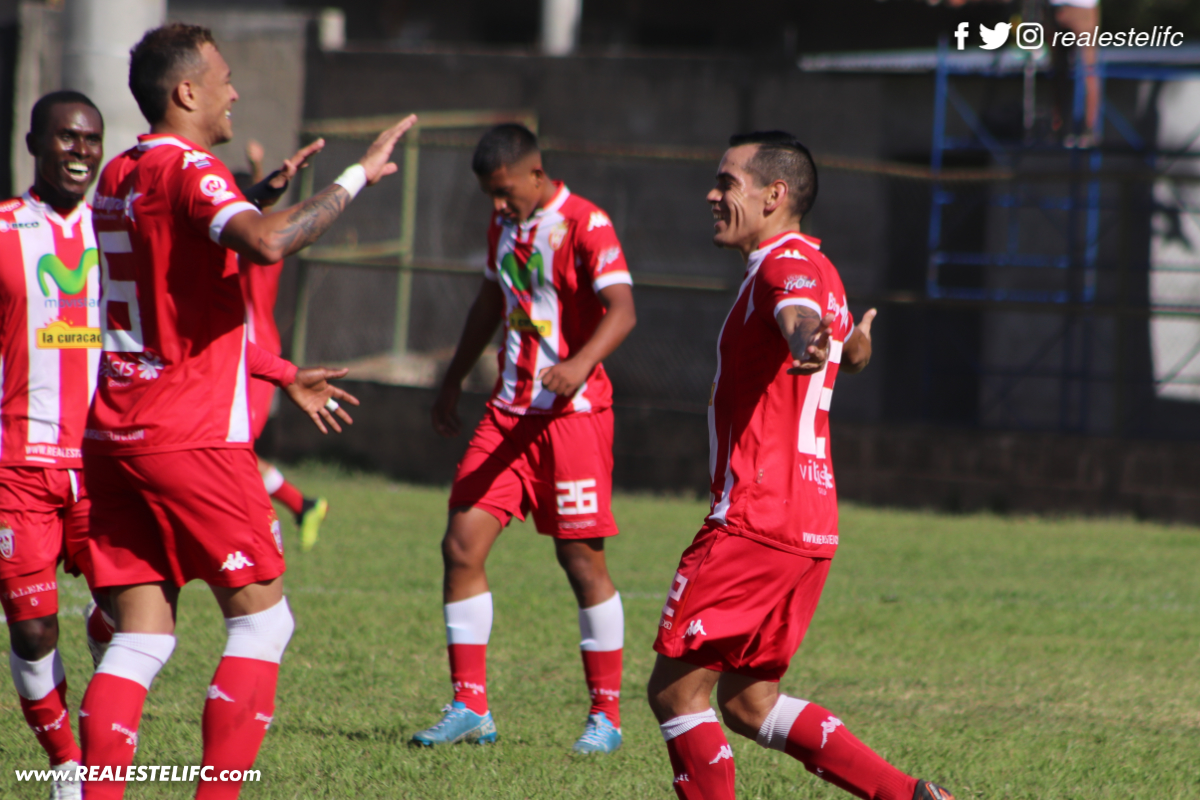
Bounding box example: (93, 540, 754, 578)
(334, 164, 368, 199)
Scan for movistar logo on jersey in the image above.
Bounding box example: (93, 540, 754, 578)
(500, 249, 545, 292)
(38, 248, 97, 297)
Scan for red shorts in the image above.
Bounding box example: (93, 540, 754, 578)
(448, 406, 617, 539)
(653, 524, 831, 682)
(249, 378, 277, 441)
(83, 448, 286, 590)
(0, 466, 90, 621)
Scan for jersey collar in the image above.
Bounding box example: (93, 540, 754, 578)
(137, 133, 200, 152)
(22, 189, 85, 230)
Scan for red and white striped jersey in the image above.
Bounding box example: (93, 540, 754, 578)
(85, 133, 268, 455)
(0, 192, 99, 468)
(484, 183, 632, 416)
(706, 231, 853, 558)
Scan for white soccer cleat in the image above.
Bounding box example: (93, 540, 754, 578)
(49, 760, 81, 800)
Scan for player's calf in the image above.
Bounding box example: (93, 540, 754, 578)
(197, 598, 294, 800)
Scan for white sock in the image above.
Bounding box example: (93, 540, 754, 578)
(756, 694, 809, 751)
(262, 466, 285, 495)
(95, 633, 176, 690)
(9, 649, 64, 701)
(578, 591, 624, 651)
(660, 707, 720, 741)
(223, 598, 295, 664)
(445, 592, 492, 645)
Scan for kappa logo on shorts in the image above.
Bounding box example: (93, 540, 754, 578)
(219, 551, 256, 572)
(709, 744, 733, 764)
(683, 619, 707, 638)
(0, 523, 13, 559)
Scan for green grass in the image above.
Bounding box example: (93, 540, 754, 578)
(3, 463, 1200, 798)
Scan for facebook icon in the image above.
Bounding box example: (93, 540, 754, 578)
(954, 21, 970, 50)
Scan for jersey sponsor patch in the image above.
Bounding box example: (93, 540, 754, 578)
(595, 246, 622, 272)
(587, 210, 611, 231)
(0, 198, 23, 213)
(36, 319, 101, 349)
(199, 174, 237, 204)
(38, 249, 98, 296)
(508, 308, 551, 337)
(0, 219, 39, 233)
(784, 274, 816, 292)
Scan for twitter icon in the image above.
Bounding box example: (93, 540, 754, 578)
(979, 22, 1012, 50)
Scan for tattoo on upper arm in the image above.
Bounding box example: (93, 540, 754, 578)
(260, 185, 350, 257)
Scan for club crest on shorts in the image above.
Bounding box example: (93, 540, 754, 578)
(269, 511, 284, 555)
(0, 522, 13, 560)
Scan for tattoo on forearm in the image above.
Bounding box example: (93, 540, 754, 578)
(787, 308, 822, 361)
(262, 185, 350, 257)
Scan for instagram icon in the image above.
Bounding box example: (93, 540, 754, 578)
(1016, 22, 1044, 49)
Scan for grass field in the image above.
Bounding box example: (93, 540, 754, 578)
(3, 462, 1200, 799)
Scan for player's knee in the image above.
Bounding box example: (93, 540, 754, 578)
(442, 531, 483, 572)
(7, 615, 58, 660)
(716, 697, 763, 741)
(223, 598, 294, 663)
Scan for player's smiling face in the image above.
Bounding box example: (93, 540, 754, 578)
(29, 103, 103, 207)
(478, 154, 547, 223)
(195, 43, 238, 147)
(709, 145, 768, 254)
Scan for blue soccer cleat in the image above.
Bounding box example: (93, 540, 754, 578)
(571, 711, 622, 754)
(411, 702, 498, 746)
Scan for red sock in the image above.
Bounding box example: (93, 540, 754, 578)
(448, 644, 488, 714)
(196, 657, 280, 800)
(19, 680, 81, 765)
(79, 673, 148, 800)
(581, 649, 622, 727)
(87, 605, 114, 645)
(784, 703, 917, 800)
(665, 719, 736, 800)
(270, 480, 305, 517)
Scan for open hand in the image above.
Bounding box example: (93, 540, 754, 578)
(285, 367, 359, 434)
(788, 313, 836, 375)
(359, 115, 418, 185)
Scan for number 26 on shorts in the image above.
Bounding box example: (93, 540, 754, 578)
(556, 479, 598, 516)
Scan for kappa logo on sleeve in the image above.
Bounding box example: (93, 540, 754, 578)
(182, 150, 213, 169)
(776, 249, 809, 261)
(784, 274, 816, 292)
(587, 211, 612, 231)
(199, 174, 237, 205)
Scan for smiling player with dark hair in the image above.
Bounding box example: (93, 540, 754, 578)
(645, 132, 956, 800)
(0, 89, 107, 800)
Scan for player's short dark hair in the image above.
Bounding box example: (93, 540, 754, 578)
(472, 124, 540, 176)
(728, 131, 818, 218)
(29, 91, 102, 138)
(129, 23, 218, 125)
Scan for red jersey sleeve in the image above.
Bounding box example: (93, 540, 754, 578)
(246, 341, 297, 387)
(174, 156, 260, 245)
(756, 249, 826, 324)
(574, 208, 632, 292)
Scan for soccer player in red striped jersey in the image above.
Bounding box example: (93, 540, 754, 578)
(75, 24, 413, 799)
(236, 139, 330, 551)
(646, 132, 956, 800)
(417, 124, 636, 752)
(0, 90, 108, 800)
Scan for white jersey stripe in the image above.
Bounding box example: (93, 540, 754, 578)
(19, 203, 61, 445)
(226, 323, 251, 442)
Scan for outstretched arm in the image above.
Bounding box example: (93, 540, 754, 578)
(220, 116, 417, 264)
(840, 308, 876, 374)
(777, 306, 835, 375)
(432, 278, 506, 437)
(538, 283, 637, 396)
